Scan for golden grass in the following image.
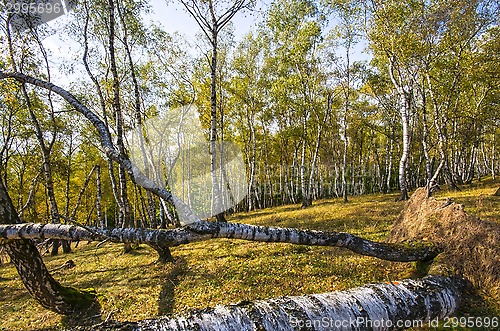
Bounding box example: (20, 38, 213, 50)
(433, 178, 500, 224)
(0, 179, 499, 330)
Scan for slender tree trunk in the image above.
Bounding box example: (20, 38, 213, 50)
(387, 57, 410, 201)
(62, 140, 74, 254)
(341, 41, 351, 203)
(300, 129, 309, 207)
(117, 1, 157, 229)
(397, 104, 410, 201)
(422, 97, 432, 182)
(386, 136, 393, 193)
(108, 0, 133, 252)
(209, 27, 226, 222)
(96, 165, 104, 227)
(342, 128, 349, 203)
(305, 97, 330, 207)
(247, 120, 256, 211)
(422, 99, 437, 197)
(491, 140, 496, 180)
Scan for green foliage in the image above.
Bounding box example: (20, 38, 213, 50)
(2, 0, 498, 217)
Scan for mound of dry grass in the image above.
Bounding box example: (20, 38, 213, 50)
(390, 188, 500, 302)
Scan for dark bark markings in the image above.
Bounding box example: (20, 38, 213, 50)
(0, 222, 439, 262)
(87, 276, 465, 331)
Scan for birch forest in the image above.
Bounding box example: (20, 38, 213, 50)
(0, 0, 499, 330)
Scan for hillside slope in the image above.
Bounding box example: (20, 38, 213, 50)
(1, 179, 499, 330)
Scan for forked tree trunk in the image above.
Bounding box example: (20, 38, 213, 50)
(0, 180, 95, 314)
(88, 276, 465, 331)
(387, 58, 411, 201)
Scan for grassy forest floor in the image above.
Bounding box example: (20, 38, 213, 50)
(1, 179, 499, 330)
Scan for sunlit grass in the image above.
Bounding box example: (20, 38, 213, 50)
(0, 179, 499, 330)
(434, 177, 500, 224)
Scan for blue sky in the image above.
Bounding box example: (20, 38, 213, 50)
(41, 0, 370, 87)
(147, 0, 262, 40)
(41, 0, 265, 86)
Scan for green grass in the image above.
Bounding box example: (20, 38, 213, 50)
(1, 179, 499, 330)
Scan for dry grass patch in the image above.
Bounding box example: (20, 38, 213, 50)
(391, 187, 500, 307)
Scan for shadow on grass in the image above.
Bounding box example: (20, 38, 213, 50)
(59, 292, 103, 330)
(229, 205, 301, 222)
(158, 257, 187, 317)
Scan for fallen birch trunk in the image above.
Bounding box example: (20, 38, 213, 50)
(0, 222, 438, 262)
(88, 275, 465, 331)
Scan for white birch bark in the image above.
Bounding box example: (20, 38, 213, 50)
(0, 222, 438, 262)
(387, 58, 411, 200)
(90, 276, 464, 331)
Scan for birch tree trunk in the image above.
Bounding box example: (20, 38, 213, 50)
(341, 39, 351, 204)
(385, 136, 393, 193)
(342, 116, 349, 203)
(117, 1, 157, 229)
(247, 114, 256, 211)
(491, 142, 496, 180)
(209, 23, 226, 222)
(305, 96, 330, 207)
(387, 58, 410, 201)
(420, 84, 433, 196)
(300, 128, 309, 207)
(397, 102, 411, 201)
(108, 0, 133, 253)
(4, 21, 67, 255)
(178, 0, 252, 220)
(0, 222, 439, 262)
(81, 0, 122, 228)
(86, 276, 465, 331)
(96, 165, 104, 227)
